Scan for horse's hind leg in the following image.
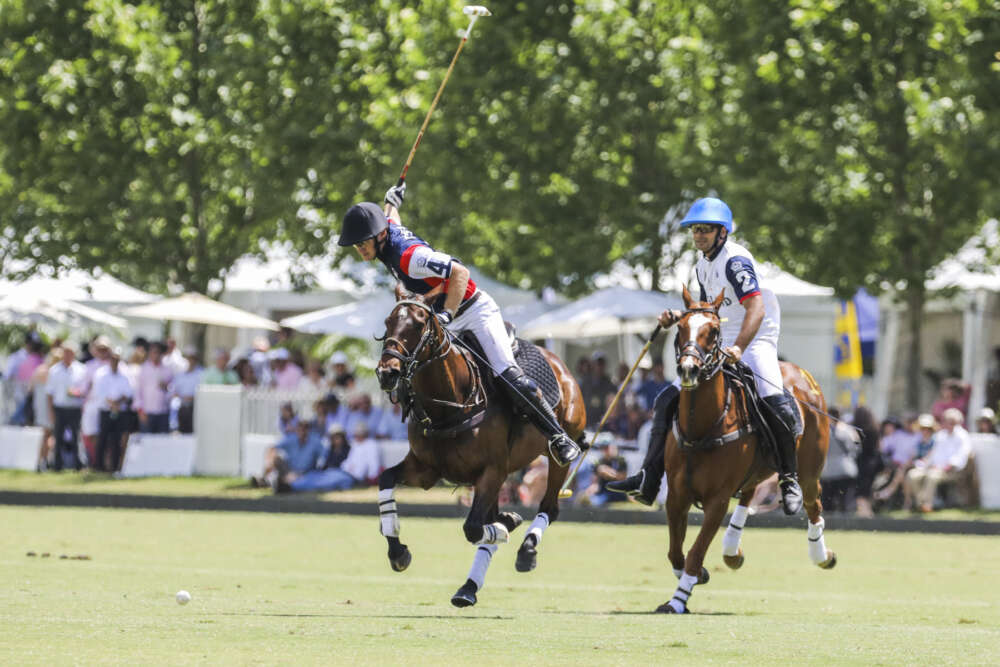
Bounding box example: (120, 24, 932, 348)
(804, 476, 836, 569)
(722, 492, 753, 570)
(377, 453, 439, 573)
(516, 455, 568, 573)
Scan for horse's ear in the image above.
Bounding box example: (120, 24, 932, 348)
(712, 290, 725, 311)
(394, 283, 408, 301)
(682, 285, 693, 309)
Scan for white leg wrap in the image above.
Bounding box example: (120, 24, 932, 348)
(378, 488, 399, 538)
(722, 504, 749, 557)
(673, 568, 683, 580)
(807, 517, 827, 564)
(668, 572, 700, 613)
(467, 544, 498, 590)
(526, 512, 550, 545)
(475, 522, 509, 545)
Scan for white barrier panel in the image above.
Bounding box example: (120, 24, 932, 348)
(241, 433, 275, 480)
(972, 434, 1000, 510)
(120, 434, 197, 478)
(0, 426, 43, 470)
(194, 385, 244, 476)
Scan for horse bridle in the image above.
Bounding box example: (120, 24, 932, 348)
(674, 306, 725, 382)
(378, 299, 452, 384)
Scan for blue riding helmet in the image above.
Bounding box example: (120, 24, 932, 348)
(679, 197, 733, 233)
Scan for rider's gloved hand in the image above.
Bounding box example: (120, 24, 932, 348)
(722, 344, 742, 364)
(658, 309, 682, 328)
(436, 310, 454, 327)
(384, 182, 406, 209)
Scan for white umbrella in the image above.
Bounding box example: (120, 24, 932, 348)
(0, 292, 128, 329)
(124, 292, 279, 330)
(281, 293, 396, 338)
(519, 286, 683, 340)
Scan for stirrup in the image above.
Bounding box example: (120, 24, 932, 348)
(779, 474, 803, 515)
(548, 434, 580, 467)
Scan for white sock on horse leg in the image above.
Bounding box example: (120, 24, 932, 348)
(378, 488, 399, 538)
(467, 544, 499, 590)
(474, 522, 509, 545)
(722, 504, 749, 557)
(526, 512, 550, 545)
(668, 572, 700, 613)
(807, 517, 827, 564)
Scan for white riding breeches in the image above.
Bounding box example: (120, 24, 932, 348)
(741, 337, 784, 398)
(447, 291, 516, 376)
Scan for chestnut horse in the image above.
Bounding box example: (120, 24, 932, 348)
(658, 287, 836, 614)
(375, 286, 587, 608)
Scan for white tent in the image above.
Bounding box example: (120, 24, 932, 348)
(0, 267, 156, 305)
(0, 292, 128, 329)
(519, 287, 683, 340)
(124, 293, 280, 331)
(281, 293, 396, 338)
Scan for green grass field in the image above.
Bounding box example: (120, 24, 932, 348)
(2, 506, 998, 665)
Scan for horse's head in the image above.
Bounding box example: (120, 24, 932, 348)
(674, 286, 726, 389)
(375, 284, 444, 392)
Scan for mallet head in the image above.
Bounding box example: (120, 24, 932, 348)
(463, 5, 492, 16)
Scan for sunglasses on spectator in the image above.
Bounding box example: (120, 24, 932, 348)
(689, 224, 717, 234)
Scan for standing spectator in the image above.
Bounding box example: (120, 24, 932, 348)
(172, 346, 202, 434)
(975, 407, 997, 434)
(133, 341, 174, 433)
(637, 359, 669, 414)
(9, 332, 44, 425)
(5, 331, 39, 424)
(45, 346, 87, 471)
(852, 405, 881, 518)
(904, 408, 973, 513)
(30, 345, 58, 470)
(93, 348, 134, 471)
(249, 336, 272, 387)
(270, 348, 303, 390)
(987, 347, 1000, 413)
(201, 348, 239, 385)
(345, 393, 382, 440)
(80, 336, 112, 467)
(931, 378, 970, 422)
(821, 407, 860, 513)
(330, 351, 356, 390)
(163, 337, 188, 375)
(583, 351, 616, 427)
(298, 360, 328, 393)
(233, 356, 258, 387)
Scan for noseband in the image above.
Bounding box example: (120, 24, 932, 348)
(675, 307, 724, 382)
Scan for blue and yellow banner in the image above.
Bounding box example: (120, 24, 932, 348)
(834, 300, 863, 380)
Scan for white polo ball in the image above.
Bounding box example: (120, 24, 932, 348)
(176, 590, 192, 605)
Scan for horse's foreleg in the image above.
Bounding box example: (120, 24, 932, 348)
(665, 486, 691, 576)
(516, 458, 567, 573)
(659, 495, 726, 614)
(803, 475, 836, 569)
(722, 493, 752, 570)
(378, 453, 439, 573)
(453, 470, 513, 609)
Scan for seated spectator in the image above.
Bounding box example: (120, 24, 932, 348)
(323, 393, 347, 433)
(581, 439, 628, 507)
(914, 413, 937, 459)
(330, 351, 356, 390)
(904, 408, 973, 513)
(324, 423, 351, 469)
(345, 393, 382, 440)
(820, 406, 860, 513)
(277, 402, 299, 435)
(875, 415, 921, 504)
(309, 399, 329, 437)
(517, 455, 549, 506)
(202, 348, 239, 385)
(975, 407, 997, 434)
(261, 420, 326, 491)
(280, 421, 381, 493)
(375, 401, 409, 440)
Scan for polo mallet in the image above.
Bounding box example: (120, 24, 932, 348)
(385, 5, 492, 214)
(558, 325, 664, 499)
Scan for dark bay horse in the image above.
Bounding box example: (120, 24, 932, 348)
(375, 285, 587, 607)
(659, 287, 836, 614)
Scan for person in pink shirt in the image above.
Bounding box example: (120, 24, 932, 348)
(133, 341, 174, 433)
(269, 348, 303, 390)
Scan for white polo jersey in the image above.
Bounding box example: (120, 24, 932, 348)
(694, 239, 780, 347)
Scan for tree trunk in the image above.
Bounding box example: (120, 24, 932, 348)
(904, 285, 926, 412)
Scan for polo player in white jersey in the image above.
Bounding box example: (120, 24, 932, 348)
(608, 197, 804, 514)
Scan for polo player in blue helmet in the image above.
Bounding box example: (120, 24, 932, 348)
(608, 197, 804, 514)
(337, 183, 582, 467)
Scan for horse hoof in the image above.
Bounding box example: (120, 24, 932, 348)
(698, 567, 710, 585)
(818, 551, 837, 570)
(450, 579, 478, 608)
(655, 602, 689, 614)
(389, 544, 412, 572)
(723, 549, 745, 570)
(515, 542, 537, 572)
(498, 511, 524, 533)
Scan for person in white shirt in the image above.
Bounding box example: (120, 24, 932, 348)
(45, 345, 88, 471)
(341, 422, 382, 486)
(904, 408, 973, 512)
(93, 347, 134, 471)
(171, 346, 203, 434)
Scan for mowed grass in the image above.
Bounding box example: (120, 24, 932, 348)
(1, 506, 998, 666)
